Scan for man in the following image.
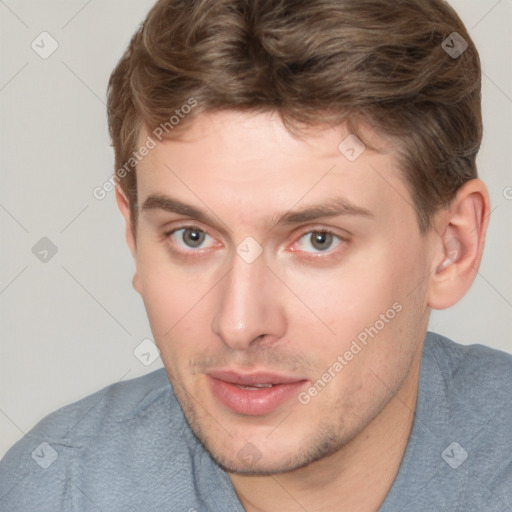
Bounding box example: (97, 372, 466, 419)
(1, 0, 511, 510)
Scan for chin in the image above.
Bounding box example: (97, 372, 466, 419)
(200, 424, 347, 477)
(209, 450, 313, 476)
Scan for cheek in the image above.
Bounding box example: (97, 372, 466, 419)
(141, 282, 214, 382)
(279, 254, 393, 333)
(280, 237, 426, 361)
(135, 246, 210, 351)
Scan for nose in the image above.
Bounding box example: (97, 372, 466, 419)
(211, 251, 287, 350)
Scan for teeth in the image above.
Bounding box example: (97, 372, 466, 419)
(236, 383, 274, 390)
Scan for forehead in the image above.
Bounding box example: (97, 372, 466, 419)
(139, 110, 383, 169)
(135, 111, 414, 230)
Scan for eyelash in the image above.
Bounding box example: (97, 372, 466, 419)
(163, 225, 348, 260)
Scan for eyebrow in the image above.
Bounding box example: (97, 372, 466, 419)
(278, 197, 374, 224)
(142, 195, 215, 225)
(141, 194, 373, 227)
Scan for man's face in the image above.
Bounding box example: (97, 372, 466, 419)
(129, 111, 434, 474)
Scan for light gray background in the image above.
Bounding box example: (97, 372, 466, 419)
(1, 0, 511, 458)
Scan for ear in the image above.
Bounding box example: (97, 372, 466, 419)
(115, 185, 137, 257)
(427, 179, 490, 310)
(115, 185, 142, 294)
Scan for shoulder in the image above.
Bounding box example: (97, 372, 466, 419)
(423, 332, 512, 505)
(7, 367, 176, 444)
(0, 368, 189, 511)
(425, 331, 512, 400)
(382, 333, 512, 511)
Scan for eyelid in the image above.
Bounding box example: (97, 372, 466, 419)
(164, 223, 207, 236)
(150, 208, 231, 242)
(163, 220, 217, 238)
(291, 225, 350, 243)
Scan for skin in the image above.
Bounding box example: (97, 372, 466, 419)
(116, 110, 489, 511)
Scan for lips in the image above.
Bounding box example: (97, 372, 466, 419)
(206, 369, 308, 416)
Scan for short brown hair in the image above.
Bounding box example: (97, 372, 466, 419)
(107, 0, 482, 233)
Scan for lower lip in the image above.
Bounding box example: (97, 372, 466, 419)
(207, 377, 307, 416)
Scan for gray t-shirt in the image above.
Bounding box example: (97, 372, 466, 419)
(1, 332, 511, 511)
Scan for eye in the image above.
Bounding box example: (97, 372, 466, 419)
(169, 227, 216, 250)
(295, 230, 343, 253)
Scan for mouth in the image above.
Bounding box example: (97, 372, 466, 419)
(206, 369, 308, 416)
(235, 383, 274, 390)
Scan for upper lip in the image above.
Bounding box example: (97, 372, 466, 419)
(207, 369, 306, 386)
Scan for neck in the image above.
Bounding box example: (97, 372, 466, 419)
(228, 351, 422, 512)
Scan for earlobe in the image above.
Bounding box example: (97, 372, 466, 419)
(115, 185, 137, 259)
(427, 179, 490, 310)
(132, 273, 142, 294)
